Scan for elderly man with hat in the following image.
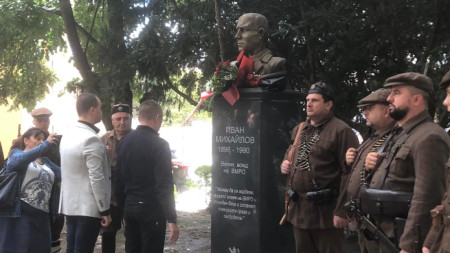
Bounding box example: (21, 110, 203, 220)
(362, 73, 450, 253)
(422, 70, 450, 253)
(100, 103, 133, 253)
(280, 81, 359, 253)
(342, 88, 395, 252)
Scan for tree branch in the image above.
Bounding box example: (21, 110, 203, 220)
(40, 6, 99, 45)
(215, 0, 227, 62)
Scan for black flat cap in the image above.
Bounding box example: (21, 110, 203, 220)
(384, 72, 433, 95)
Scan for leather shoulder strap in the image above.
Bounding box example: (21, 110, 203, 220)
(287, 122, 304, 163)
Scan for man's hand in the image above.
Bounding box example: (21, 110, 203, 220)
(333, 215, 349, 229)
(365, 152, 386, 171)
(345, 148, 357, 165)
(101, 215, 111, 227)
(280, 160, 292, 175)
(167, 223, 180, 243)
(400, 250, 410, 253)
(422, 247, 430, 253)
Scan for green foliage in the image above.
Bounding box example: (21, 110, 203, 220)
(2, 0, 450, 130)
(195, 165, 212, 188)
(0, 0, 65, 111)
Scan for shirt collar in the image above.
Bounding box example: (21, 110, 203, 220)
(137, 125, 159, 135)
(305, 113, 333, 128)
(374, 121, 397, 137)
(78, 120, 100, 133)
(400, 109, 431, 133)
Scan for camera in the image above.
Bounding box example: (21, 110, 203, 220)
(286, 187, 298, 202)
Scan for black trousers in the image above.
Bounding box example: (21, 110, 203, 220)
(124, 203, 166, 253)
(50, 215, 64, 252)
(101, 205, 123, 253)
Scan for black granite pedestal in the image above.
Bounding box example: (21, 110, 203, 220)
(211, 88, 301, 253)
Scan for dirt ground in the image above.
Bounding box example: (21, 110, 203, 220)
(60, 209, 211, 253)
(59, 187, 360, 253)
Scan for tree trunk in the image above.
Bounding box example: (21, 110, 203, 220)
(214, 0, 227, 62)
(107, 0, 133, 107)
(58, 0, 98, 91)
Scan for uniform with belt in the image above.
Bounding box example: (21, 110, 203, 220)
(366, 73, 450, 253)
(423, 70, 450, 253)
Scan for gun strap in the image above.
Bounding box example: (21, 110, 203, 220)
(288, 122, 304, 163)
(286, 122, 304, 188)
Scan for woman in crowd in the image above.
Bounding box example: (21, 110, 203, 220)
(0, 127, 60, 253)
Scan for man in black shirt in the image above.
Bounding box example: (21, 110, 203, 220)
(116, 100, 179, 253)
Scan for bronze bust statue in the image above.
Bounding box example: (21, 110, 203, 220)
(235, 13, 286, 85)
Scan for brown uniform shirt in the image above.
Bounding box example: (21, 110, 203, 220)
(285, 114, 359, 229)
(252, 48, 286, 76)
(369, 110, 450, 252)
(345, 126, 394, 202)
(101, 129, 132, 205)
(423, 158, 450, 252)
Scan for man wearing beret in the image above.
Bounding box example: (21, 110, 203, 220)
(343, 88, 395, 252)
(364, 73, 450, 253)
(9, 107, 64, 253)
(280, 81, 359, 253)
(100, 103, 133, 253)
(422, 70, 450, 253)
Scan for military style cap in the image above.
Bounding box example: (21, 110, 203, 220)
(384, 72, 433, 95)
(357, 88, 390, 108)
(439, 70, 450, 89)
(111, 104, 131, 115)
(31, 107, 53, 118)
(308, 81, 334, 99)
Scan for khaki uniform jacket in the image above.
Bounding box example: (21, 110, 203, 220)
(285, 114, 359, 229)
(101, 129, 132, 206)
(345, 126, 394, 202)
(252, 48, 285, 76)
(369, 110, 450, 252)
(423, 159, 450, 253)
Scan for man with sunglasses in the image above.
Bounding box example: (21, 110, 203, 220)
(343, 88, 395, 252)
(280, 81, 359, 253)
(100, 103, 133, 253)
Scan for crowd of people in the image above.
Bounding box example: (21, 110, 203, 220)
(1, 11, 450, 253)
(0, 94, 179, 253)
(281, 70, 450, 253)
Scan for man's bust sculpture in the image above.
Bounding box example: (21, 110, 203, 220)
(221, 13, 287, 105)
(235, 13, 286, 78)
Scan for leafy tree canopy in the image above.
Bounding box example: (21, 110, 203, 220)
(1, 0, 450, 131)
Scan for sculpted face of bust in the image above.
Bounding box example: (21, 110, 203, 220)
(235, 13, 268, 55)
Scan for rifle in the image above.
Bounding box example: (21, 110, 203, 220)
(279, 122, 304, 225)
(344, 200, 399, 253)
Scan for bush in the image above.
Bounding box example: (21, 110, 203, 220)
(195, 165, 212, 188)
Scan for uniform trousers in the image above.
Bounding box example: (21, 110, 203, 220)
(293, 226, 344, 253)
